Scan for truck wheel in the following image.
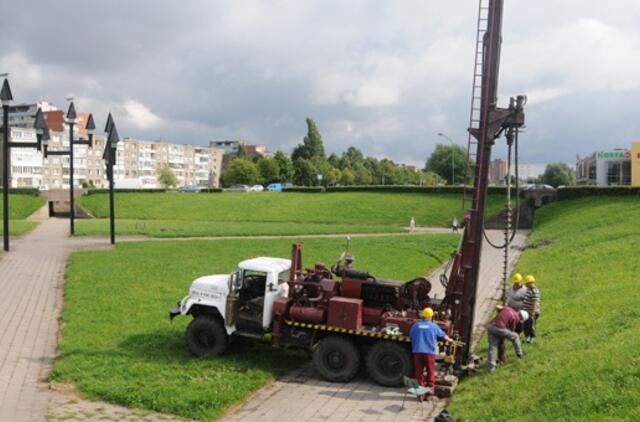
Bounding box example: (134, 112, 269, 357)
(313, 336, 360, 383)
(186, 316, 227, 357)
(366, 341, 412, 387)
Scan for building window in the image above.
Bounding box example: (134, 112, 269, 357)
(606, 161, 622, 185)
(588, 161, 596, 181)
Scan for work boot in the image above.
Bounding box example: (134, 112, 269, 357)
(525, 337, 533, 344)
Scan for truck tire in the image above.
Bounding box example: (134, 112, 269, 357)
(313, 336, 360, 383)
(185, 316, 227, 357)
(366, 341, 412, 387)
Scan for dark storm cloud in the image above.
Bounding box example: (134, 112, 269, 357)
(2, 0, 640, 169)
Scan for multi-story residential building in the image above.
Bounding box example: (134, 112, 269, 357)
(210, 140, 271, 172)
(7, 102, 57, 128)
(489, 158, 508, 184)
(3, 104, 225, 190)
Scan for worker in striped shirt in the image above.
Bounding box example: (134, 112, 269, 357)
(522, 274, 541, 343)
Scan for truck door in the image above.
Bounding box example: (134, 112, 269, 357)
(262, 270, 289, 328)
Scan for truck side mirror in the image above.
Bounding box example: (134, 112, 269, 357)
(268, 282, 277, 292)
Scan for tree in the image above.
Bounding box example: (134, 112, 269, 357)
(340, 168, 355, 185)
(293, 158, 317, 186)
(221, 158, 259, 187)
(353, 163, 373, 185)
(157, 166, 178, 189)
(257, 157, 280, 185)
(291, 118, 325, 161)
(425, 144, 469, 185)
(541, 162, 575, 187)
(273, 151, 294, 182)
(342, 146, 365, 168)
(327, 153, 341, 169)
(421, 171, 439, 186)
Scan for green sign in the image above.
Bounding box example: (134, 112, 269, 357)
(597, 151, 628, 160)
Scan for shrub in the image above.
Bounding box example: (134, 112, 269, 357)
(0, 188, 40, 196)
(556, 186, 640, 200)
(85, 188, 166, 195)
(282, 186, 326, 193)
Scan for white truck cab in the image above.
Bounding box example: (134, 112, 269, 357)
(170, 257, 291, 356)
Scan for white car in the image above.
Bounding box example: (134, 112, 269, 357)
(248, 184, 264, 192)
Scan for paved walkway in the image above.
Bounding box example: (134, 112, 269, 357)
(220, 229, 529, 422)
(0, 217, 108, 421)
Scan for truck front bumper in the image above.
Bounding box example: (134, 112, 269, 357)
(169, 303, 181, 320)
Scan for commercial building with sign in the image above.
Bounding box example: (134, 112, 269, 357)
(632, 142, 640, 187)
(576, 148, 633, 186)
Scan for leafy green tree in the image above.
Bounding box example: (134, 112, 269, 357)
(157, 166, 178, 189)
(340, 168, 355, 185)
(329, 167, 342, 185)
(541, 162, 575, 187)
(273, 151, 294, 182)
(380, 159, 401, 185)
(425, 144, 469, 185)
(353, 163, 373, 185)
(221, 158, 259, 187)
(327, 153, 341, 169)
(421, 171, 439, 186)
(291, 118, 325, 161)
(257, 157, 280, 185)
(293, 158, 317, 186)
(342, 146, 365, 168)
(311, 158, 335, 186)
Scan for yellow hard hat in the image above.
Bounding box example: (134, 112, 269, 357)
(525, 275, 536, 283)
(511, 273, 523, 283)
(422, 307, 434, 320)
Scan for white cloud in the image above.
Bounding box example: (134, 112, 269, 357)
(123, 100, 162, 129)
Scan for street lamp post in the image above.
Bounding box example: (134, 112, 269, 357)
(1, 76, 49, 251)
(102, 113, 119, 245)
(1, 77, 13, 251)
(44, 100, 94, 236)
(437, 132, 456, 185)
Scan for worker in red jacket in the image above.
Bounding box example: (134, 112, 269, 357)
(409, 307, 453, 399)
(487, 305, 529, 372)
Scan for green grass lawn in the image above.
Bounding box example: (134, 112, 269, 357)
(0, 194, 46, 235)
(449, 196, 640, 421)
(53, 233, 459, 420)
(0, 194, 46, 218)
(75, 219, 402, 237)
(77, 192, 504, 237)
(0, 220, 39, 236)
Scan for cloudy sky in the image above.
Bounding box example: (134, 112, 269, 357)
(2, 0, 640, 170)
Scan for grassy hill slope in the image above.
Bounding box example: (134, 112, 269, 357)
(449, 196, 640, 421)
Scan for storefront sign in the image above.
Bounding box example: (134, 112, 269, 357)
(597, 150, 629, 160)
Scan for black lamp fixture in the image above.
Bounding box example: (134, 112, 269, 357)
(102, 113, 119, 244)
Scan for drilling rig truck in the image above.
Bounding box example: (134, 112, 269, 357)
(170, 243, 458, 391)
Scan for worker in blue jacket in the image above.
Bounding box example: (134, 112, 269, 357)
(409, 307, 452, 399)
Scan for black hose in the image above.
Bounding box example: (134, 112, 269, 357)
(483, 127, 521, 249)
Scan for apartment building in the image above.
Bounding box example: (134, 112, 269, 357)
(7, 131, 223, 189)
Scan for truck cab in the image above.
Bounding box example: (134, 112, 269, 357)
(170, 257, 290, 356)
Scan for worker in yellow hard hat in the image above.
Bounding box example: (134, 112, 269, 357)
(506, 273, 526, 311)
(409, 308, 453, 400)
(522, 275, 541, 343)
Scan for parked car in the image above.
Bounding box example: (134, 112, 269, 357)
(178, 185, 200, 192)
(249, 184, 264, 192)
(524, 184, 555, 191)
(267, 183, 282, 192)
(224, 184, 250, 192)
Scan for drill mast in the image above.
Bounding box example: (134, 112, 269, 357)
(442, 0, 526, 368)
